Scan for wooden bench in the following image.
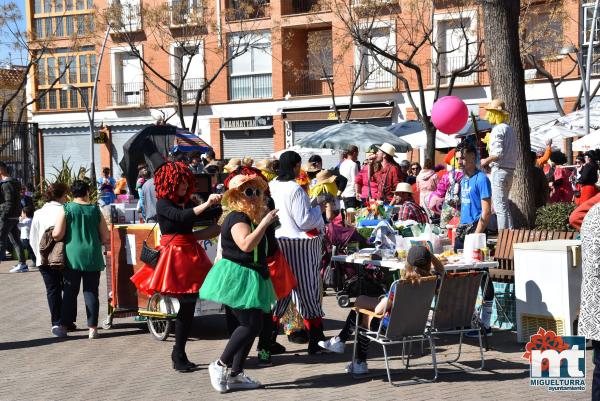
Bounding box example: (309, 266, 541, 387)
(491, 229, 577, 282)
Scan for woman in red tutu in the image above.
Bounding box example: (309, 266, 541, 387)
(131, 161, 222, 372)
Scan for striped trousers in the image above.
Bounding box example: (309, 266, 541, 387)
(274, 237, 324, 319)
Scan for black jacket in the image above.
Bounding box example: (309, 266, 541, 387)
(0, 178, 22, 219)
(578, 162, 599, 186)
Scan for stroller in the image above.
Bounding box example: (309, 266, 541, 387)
(322, 222, 387, 307)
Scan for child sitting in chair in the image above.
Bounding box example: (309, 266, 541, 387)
(319, 245, 444, 374)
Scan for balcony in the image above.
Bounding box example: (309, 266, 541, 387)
(361, 67, 396, 90)
(224, 1, 270, 21)
(281, 0, 330, 15)
(166, 77, 207, 104)
(108, 3, 143, 33)
(108, 82, 145, 107)
(229, 73, 272, 100)
(286, 71, 332, 96)
(168, 1, 204, 27)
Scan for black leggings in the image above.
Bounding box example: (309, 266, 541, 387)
(338, 309, 376, 361)
(174, 295, 197, 354)
(220, 308, 264, 375)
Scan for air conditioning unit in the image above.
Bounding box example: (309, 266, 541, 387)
(524, 69, 538, 80)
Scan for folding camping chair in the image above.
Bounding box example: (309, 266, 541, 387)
(428, 271, 486, 373)
(351, 276, 439, 386)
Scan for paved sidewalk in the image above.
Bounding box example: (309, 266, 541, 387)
(0, 262, 593, 400)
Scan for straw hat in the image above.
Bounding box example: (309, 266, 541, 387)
(393, 182, 413, 194)
(315, 169, 337, 185)
(223, 158, 241, 173)
(485, 99, 509, 115)
(227, 173, 265, 190)
(377, 142, 396, 157)
(255, 158, 275, 174)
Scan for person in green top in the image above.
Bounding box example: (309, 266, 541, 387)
(53, 180, 109, 340)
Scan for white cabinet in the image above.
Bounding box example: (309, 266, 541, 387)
(514, 240, 582, 343)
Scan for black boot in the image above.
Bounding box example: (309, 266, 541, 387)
(171, 347, 195, 372)
(307, 323, 326, 355)
(270, 318, 286, 355)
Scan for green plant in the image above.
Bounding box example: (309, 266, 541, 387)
(35, 157, 98, 209)
(534, 202, 576, 232)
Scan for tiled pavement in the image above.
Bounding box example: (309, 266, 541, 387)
(0, 262, 593, 400)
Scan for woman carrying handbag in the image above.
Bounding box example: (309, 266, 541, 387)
(130, 161, 222, 372)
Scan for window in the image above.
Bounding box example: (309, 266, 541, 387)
(90, 55, 96, 80)
(357, 26, 396, 89)
(37, 94, 47, 110)
(48, 90, 57, 109)
(307, 30, 333, 79)
(44, 17, 53, 38)
(47, 58, 56, 83)
(76, 0, 85, 10)
(229, 32, 272, 100)
(110, 50, 144, 106)
(172, 44, 205, 102)
(70, 89, 78, 108)
(66, 0, 73, 11)
(55, 17, 64, 37)
(37, 60, 46, 85)
(35, 19, 44, 38)
(110, 0, 142, 32)
(433, 12, 478, 85)
(77, 15, 86, 34)
(58, 57, 67, 84)
(66, 16, 74, 35)
(68, 56, 77, 83)
(34, 0, 42, 14)
(60, 89, 69, 108)
(79, 55, 89, 83)
(44, 0, 52, 13)
(55, 0, 63, 12)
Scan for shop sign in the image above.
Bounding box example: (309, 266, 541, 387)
(221, 116, 273, 129)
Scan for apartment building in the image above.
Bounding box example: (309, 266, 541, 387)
(26, 0, 594, 177)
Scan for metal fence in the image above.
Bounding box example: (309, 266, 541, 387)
(108, 82, 145, 107)
(281, 0, 330, 15)
(0, 122, 39, 187)
(166, 77, 207, 103)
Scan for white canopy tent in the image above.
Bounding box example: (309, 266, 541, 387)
(572, 131, 600, 152)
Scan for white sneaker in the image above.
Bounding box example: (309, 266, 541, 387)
(345, 360, 369, 375)
(227, 372, 262, 390)
(51, 326, 67, 338)
(208, 360, 229, 393)
(318, 336, 345, 354)
(9, 264, 28, 273)
(88, 328, 99, 339)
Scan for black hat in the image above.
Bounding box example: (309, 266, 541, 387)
(576, 154, 585, 162)
(407, 245, 432, 268)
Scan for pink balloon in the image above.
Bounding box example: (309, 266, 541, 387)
(431, 96, 468, 135)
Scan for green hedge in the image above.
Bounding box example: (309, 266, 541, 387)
(534, 202, 576, 232)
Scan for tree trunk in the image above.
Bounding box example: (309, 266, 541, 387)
(482, 0, 536, 228)
(424, 117, 436, 162)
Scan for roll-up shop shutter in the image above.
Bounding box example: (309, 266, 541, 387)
(110, 125, 152, 173)
(43, 128, 101, 180)
(222, 129, 274, 160)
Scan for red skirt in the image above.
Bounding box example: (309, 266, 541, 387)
(130, 233, 212, 296)
(576, 185, 599, 206)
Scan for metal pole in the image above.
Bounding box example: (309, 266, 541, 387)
(89, 25, 111, 188)
(584, 0, 600, 136)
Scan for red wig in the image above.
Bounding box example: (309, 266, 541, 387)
(154, 161, 196, 203)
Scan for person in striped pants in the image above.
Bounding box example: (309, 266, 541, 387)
(269, 151, 326, 354)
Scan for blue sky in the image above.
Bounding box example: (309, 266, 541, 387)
(0, 0, 27, 66)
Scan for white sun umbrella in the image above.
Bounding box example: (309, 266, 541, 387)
(572, 130, 600, 152)
(271, 145, 343, 169)
(397, 131, 458, 149)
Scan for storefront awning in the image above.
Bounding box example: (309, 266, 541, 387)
(284, 106, 393, 122)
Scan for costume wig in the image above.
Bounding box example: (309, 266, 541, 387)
(154, 161, 196, 203)
(223, 168, 269, 224)
(485, 109, 509, 125)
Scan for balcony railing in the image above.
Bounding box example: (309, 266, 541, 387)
(225, 1, 270, 21)
(281, 0, 330, 15)
(229, 73, 272, 100)
(361, 67, 396, 90)
(108, 82, 145, 107)
(433, 56, 479, 85)
(109, 3, 143, 32)
(167, 77, 207, 104)
(168, 1, 204, 27)
(286, 72, 332, 96)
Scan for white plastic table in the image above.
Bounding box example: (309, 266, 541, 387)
(330, 255, 498, 272)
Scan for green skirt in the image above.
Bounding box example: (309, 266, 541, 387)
(199, 258, 276, 313)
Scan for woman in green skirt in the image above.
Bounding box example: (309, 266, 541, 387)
(200, 169, 278, 393)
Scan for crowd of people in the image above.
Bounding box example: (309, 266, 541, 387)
(3, 98, 600, 395)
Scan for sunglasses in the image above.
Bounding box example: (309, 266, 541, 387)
(243, 187, 262, 198)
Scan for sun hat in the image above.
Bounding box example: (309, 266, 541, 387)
(223, 158, 241, 173)
(485, 99, 509, 114)
(377, 142, 396, 157)
(227, 173, 267, 191)
(315, 169, 337, 185)
(255, 158, 275, 174)
(407, 245, 432, 268)
(393, 182, 413, 194)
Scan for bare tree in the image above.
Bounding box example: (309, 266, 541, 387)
(330, 0, 485, 161)
(100, 0, 272, 132)
(0, 1, 75, 144)
(283, 27, 375, 122)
